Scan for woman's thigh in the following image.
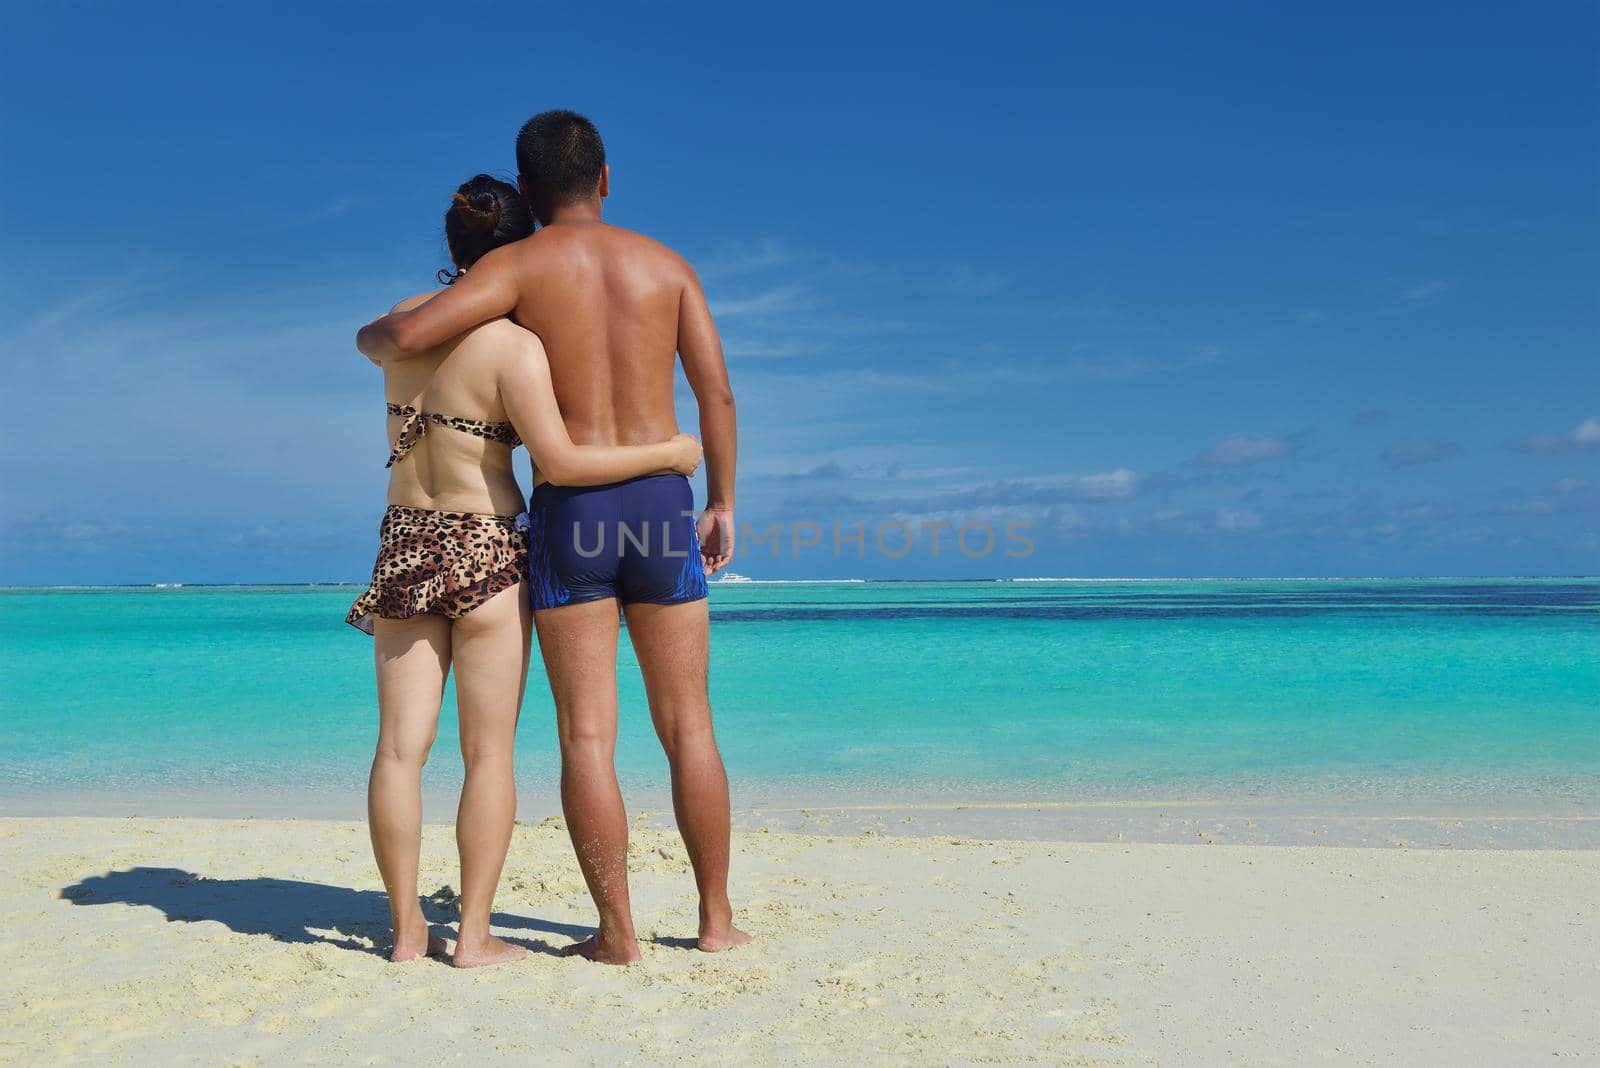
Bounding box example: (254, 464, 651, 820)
(450, 584, 531, 757)
(372, 615, 452, 761)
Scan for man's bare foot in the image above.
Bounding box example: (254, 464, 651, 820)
(452, 935, 529, 969)
(697, 922, 752, 953)
(562, 931, 642, 965)
(697, 901, 751, 953)
(389, 931, 449, 962)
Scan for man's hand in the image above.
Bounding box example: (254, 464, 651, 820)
(356, 308, 416, 362)
(697, 506, 735, 577)
(356, 311, 409, 362)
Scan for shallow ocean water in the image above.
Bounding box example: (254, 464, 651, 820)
(2, 579, 1596, 816)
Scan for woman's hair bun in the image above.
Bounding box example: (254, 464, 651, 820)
(451, 190, 501, 237)
(441, 174, 535, 278)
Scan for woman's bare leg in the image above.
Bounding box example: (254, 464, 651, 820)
(369, 615, 451, 961)
(448, 585, 530, 968)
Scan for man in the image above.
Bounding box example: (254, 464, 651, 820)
(357, 110, 747, 963)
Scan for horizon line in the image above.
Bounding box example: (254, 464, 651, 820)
(3, 574, 1598, 592)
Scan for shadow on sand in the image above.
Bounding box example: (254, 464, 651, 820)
(59, 867, 594, 958)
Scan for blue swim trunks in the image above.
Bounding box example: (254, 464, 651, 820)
(525, 474, 708, 610)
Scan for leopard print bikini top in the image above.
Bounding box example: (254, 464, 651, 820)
(385, 402, 521, 468)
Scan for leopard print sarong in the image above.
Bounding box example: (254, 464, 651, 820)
(346, 505, 528, 634)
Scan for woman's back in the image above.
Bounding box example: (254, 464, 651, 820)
(381, 292, 526, 516)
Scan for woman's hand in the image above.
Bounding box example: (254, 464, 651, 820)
(670, 433, 703, 476)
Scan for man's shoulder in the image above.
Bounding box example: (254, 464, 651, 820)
(601, 222, 674, 251)
(603, 224, 696, 277)
(516, 223, 695, 284)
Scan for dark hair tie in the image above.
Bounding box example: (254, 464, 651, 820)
(436, 267, 459, 286)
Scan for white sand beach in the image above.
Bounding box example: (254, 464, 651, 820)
(3, 816, 1597, 1065)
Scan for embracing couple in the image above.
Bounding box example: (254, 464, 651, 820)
(348, 110, 745, 967)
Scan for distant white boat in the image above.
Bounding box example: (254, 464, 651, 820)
(712, 574, 869, 584)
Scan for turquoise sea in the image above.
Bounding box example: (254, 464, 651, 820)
(2, 579, 1597, 817)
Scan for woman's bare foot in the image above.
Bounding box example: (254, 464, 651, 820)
(389, 931, 449, 962)
(388, 903, 448, 961)
(451, 935, 529, 969)
(562, 929, 642, 965)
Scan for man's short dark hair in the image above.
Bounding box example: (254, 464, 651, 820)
(515, 110, 606, 222)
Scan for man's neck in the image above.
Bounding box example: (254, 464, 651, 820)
(545, 199, 603, 225)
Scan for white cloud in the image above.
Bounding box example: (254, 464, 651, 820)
(697, 240, 793, 279)
(1215, 508, 1262, 532)
(1510, 417, 1600, 454)
(1381, 438, 1461, 468)
(1401, 280, 1453, 302)
(709, 283, 810, 319)
(722, 339, 812, 361)
(1045, 468, 1143, 501)
(1196, 434, 1297, 467)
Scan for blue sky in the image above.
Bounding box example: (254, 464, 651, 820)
(1, 2, 1595, 582)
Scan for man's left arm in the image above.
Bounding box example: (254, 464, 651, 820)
(356, 245, 522, 360)
(678, 267, 738, 575)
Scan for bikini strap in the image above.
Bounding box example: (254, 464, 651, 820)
(384, 403, 521, 468)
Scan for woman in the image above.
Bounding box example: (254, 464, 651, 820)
(349, 175, 701, 967)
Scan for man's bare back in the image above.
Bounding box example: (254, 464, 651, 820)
(499, 220, 690, 448)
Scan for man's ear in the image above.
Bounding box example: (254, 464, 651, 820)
(517, 174, 530, 201)
(598, 164, 610, 199)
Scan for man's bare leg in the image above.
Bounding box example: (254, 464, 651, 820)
(369, 616, 451, 961)
(535, 598, 642, 964)
(448, 585, 531, 968)
(624, 600, 749, 952)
